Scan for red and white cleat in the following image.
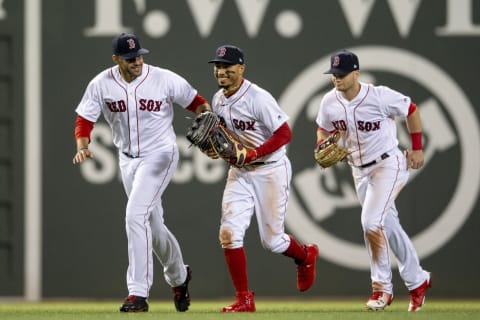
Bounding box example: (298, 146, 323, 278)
(221, 291, 256, 312)
(408, 274, 432, 312)
(365, 291, 394, 311)
(297, 244, 319, 292)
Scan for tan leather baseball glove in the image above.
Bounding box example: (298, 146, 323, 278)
(314, 131, 350, 168)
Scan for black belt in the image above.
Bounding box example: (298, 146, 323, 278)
(122, 152, 139, 158)
(360, 153, 389, 168)
(243, 160, 277, 168)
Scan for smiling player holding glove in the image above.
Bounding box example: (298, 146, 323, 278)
(202, 45, 319, 312)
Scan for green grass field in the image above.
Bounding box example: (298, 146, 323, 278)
(1, 298, 480, 320)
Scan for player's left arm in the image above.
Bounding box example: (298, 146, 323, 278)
(254, 122, 292, 159)
(233, 121, 291, 166)
(243, 91, 291, 164)
(405, 102, 424, 169)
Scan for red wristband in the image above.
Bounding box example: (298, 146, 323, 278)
(410, 132, 423, 150)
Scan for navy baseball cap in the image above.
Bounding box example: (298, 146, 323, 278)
(208, 45, 244, 65)
(324, 50, 359, 75)
(112, 33, 150, 59)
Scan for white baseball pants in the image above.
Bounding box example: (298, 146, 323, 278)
(352, 148, 429, 293)
(119, 145, 187, 297)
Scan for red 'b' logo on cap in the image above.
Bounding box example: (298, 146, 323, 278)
(218, 47, 227, 57)
(333, 55, 340, 67)
(127, 39, 136, 50)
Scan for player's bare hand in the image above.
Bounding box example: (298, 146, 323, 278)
(404, 149, 424, 169)
(73, 148, 94, 164)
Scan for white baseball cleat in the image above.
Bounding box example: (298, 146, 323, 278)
(365, 291, 394, 311)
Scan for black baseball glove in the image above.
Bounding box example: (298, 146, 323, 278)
(208, 125, 256, 167)
(186, 111, 220, 158)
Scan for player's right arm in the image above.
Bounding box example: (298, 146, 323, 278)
(73, 75, 104, 164)
(315, 91, 336, 146)
(315, 110, 334, 147)
(316, 127, 331, 146)
(72, 115, 94, 164)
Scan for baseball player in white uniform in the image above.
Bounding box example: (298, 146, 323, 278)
(207, 45, 319, 313)
(315, 50, 431, 312)
(72, 33, 211, 312)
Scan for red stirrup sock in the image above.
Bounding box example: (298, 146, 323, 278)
(224, 247, 249, 292)
(282, 235, 307, 263)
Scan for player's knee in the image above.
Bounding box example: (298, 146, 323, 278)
(365, 228, 387, 262)
(219, 227, 234, 248)
(260, 240, 275, 252)
(125, 210, 146, 226)
(260, 237, 286, 254)
(125, 202, 151, 222)
(361, 218, 382, 233)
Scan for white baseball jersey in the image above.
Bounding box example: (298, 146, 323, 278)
(76, 63, 197, 157)
(316, 82, 410, 167)
(212, 79, 289, 163)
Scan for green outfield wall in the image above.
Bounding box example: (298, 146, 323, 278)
(1, 0, 479, 299)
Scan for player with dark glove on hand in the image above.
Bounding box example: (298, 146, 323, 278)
(208, 124, 258, 167)
(187, 110, 285, 168)
(202, 44, 319, 313)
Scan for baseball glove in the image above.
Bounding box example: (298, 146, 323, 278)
(314, 131, 350, 168)
(186, 111, 220, 158)
(209, 125, 255, 167)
